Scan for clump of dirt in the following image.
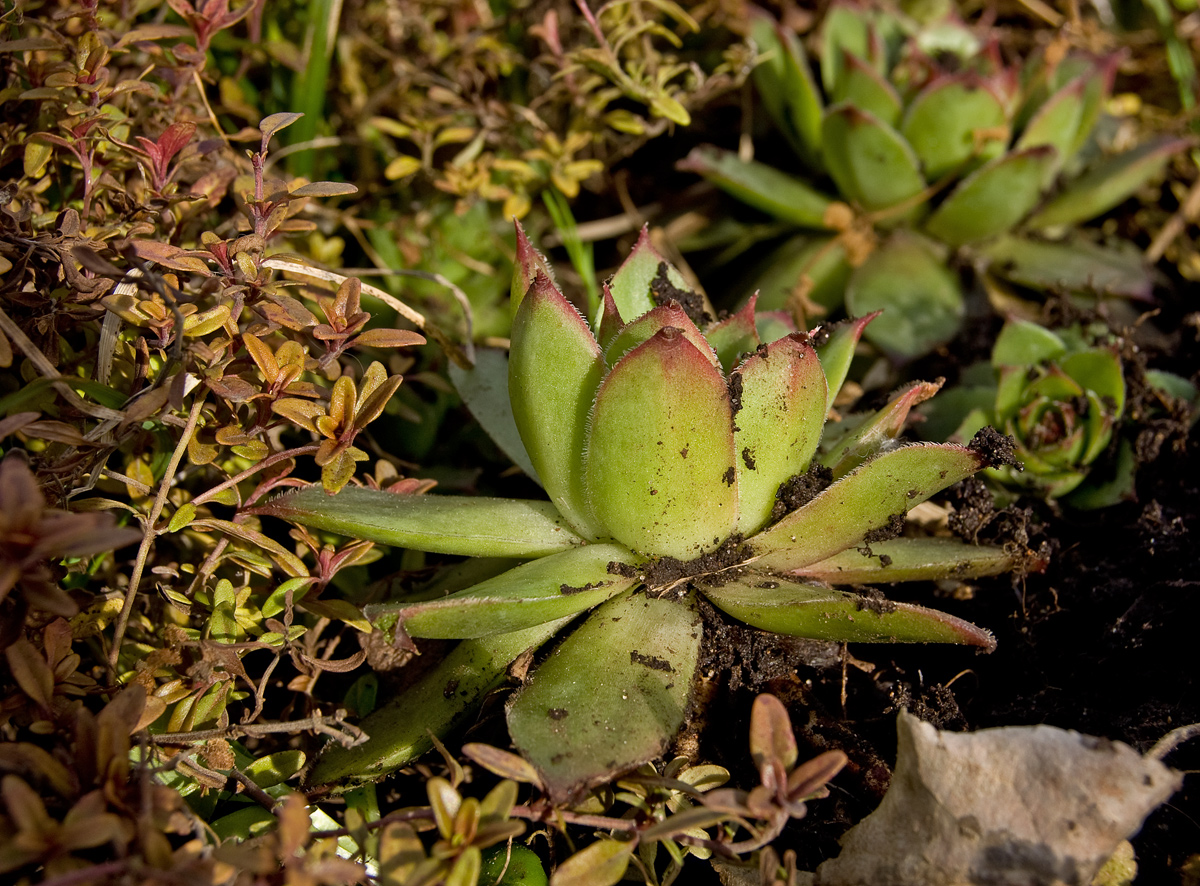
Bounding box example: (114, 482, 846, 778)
(643, 534, 753, 589)
(852, 586, 898, 615)
(771, 463, 835, 522)
(728, 371, 744, 416)
(968, 426, 1020, 468)
(559, 580, 605, 595)
(650, 261, 711, 325)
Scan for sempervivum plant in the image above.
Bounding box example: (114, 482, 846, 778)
(680, 2, 1191, 359)
(263, 227, 1040, 799)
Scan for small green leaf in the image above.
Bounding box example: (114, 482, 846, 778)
(845, 232, 964, 359)
(605, 227, 687, 322)
(307, 619, 569, 787)
(750, 235, 852, 314)
(751, 443, 987, 571)
(244, 750, 306, 788)
(992, 320, 1067, 368)
(510, 273, 606, 538)
(979, 235, 1152, 300)
(820, 379, 943, 478)
(701, 573, 995, 647)
(924, 147, 1057, 246)
(750, 13, 824, 166)
(821, 105, 926, 214)
(678, 146, 836, 229)
(733, 334, 827, 535)
(1014, 76, 1085, 185)
(819, 6, 871, 97)
(1025, 137, 1194, 229)
(585, 329, 738, 559)
(901, 77, 1008, 180)
(508, 591, 703, 803)
(167, 501, 196, 533)
(795, 537, 1037, 584)
(389, 544, 640, 639)
(816, 312, 878, 411)
(259, 487, 585, 559)
(550, 839, 635, 886)
(834, 54, 902, 127)
(704, 296, 761, 373)
(481, 845, 549, 886)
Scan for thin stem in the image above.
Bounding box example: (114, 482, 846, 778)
(108, 393, 207, 673)
(189, 444, 319, 507)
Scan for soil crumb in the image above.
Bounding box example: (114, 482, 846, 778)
(771, 463, 835, 523)
(643, 535, 752, 589)
(650, 261, 711, 326)
(968, 426, 1020, 469)
(560, 581, 604, 595)
(853, 586, 898, 615)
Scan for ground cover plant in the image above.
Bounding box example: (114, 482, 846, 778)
(0, 0, 1198, 884)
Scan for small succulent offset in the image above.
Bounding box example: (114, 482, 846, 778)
(681, 2, 1191, 359)
(263, 228, 1037, 800)
(929, 320, 1125, 503)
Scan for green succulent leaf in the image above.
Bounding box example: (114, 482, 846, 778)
(389, 544, 641, 639)
(821, 379, 943, 478)
(751, 443, 988, 571)
(585, 328, 738, 559)
(307, 619, 569, 786)
(835, 53, 902, 127)
(821, 104, 927, 214)
(1014, 75, 1085, 185)
(699, 573, 995, 648)
(819, 5, 873, 97)
(923, 146, 1057, 246)
(705, 296, 762, 374)
(750, 13, 824, 166)
(604, 302, 718, 370)
(677, 146, 835, 229)
(508, 590, 702, 803)
(1025, 136, 1193, 229)
(844, 231, 964, 359)
(605, 227, 688, 324)
(259, 487, 584, 558)
(1061, 348, 1125, 414)
(749, 235, 852, 314)
(901, 76, 1009, 180)
(510, 273, 606, 539)
(733, 334, 828, 535)
(450, 348, 539, 484)
(992, 319, 1067, 368)
(816, 312, 878, 411)
(979, 235, 1153, 300)
(795, 537, 1038, 584)
(512, 221, 557, 316)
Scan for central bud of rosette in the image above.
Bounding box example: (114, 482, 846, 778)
(509, 225, 827, 562)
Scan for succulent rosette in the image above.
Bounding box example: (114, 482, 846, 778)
(925, 319, 1125, 502)
(680, 2, 1192, 359)
(264, 227, 1041, 799)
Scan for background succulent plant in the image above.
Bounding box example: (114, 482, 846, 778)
(680, 1, 1192, 359)
(262, 226, 1042, 798)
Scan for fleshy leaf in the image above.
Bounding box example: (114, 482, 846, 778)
(1061, 348, 1125, 414)
(259, 487, 584, 558)
(750, 13, 824, 166)
(821, 379, 943, 478)
(700, 573, 995, 648)
(449, 348, 539, 484)
(991, 320, 1067, 368)
(750, 235, 852, 314)
(307, 619, 568, 787)
(821, 104, 926, 214)
(795, 537, 1042, 584)
(923, 147, 1057, 246)
(845, 232, 964, 360)
(387, 544, 641, 639)
(751, 443, 988, 571)
(835, 53, 902, 127)
(585, 328, 738, 559)
(1025, 137, 1193, 229)
(979, 235, 1153, 300)
(507, 591, 703, 802)
(596, 284, 624, 350)
(604, 302, 718, 370)
(510, 273, 606, 539)
(512, 221, 557, 315)
(1014, 75, 1085, 185)
(605, 227, 686, 323)
(816, 312, 879, 411)
(705, 294, 762, 374)
(819, 5, 872, 97)
(901, 76, 1009, 181)
(733, 334, 828, 535)
(677, 146, 835, 229)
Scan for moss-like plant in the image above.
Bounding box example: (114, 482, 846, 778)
(263, 226, 1042, 800)
(680, 2, 1191, 359)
